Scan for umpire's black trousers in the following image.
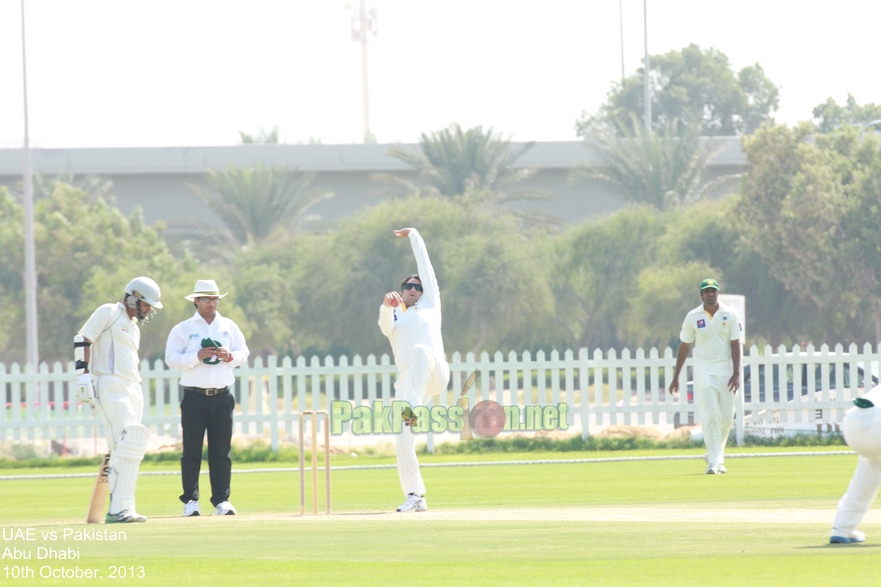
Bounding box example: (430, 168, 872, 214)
(179, 388, 235, 507)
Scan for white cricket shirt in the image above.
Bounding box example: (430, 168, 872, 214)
(78, 303, 142, 383)
(679, 301, 742, 375)
(378, 229, 446, 373)
(164, 311, 249, 389)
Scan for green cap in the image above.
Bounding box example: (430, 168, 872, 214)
(854, 397, 875, 409)
(201, 338, 222, 365)
(700, 278, 720, 291)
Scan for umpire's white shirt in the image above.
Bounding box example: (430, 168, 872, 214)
(165, 311, 249, 389)
(78, 302, 141, 383)
(678, 301, 742, 376)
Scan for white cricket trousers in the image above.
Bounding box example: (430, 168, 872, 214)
(832, 405, 881, 537)
(395, 344, 450, 496)
(94, 375, 144, 450)
(94, 375, 148, 515)
(694, 370, 736, 466)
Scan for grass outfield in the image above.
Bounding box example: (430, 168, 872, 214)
(1, 449, 879, 586)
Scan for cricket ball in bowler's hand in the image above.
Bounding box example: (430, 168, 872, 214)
(471, 400, 506, 438)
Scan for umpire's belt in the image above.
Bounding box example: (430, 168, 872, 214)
(184, 386, 229, 396)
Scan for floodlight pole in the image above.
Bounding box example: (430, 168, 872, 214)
(21, 0, 39, 368)
(643, 0, 651, 133)
(619, 0, 625, 83)
(350, 0, 377, 143)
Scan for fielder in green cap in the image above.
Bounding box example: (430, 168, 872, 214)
(700, 278, 720, 291)
(669, 278, 742, 475)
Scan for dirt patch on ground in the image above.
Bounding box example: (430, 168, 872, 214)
(595, 425, 663, 439)
(664, 425, 701, 439)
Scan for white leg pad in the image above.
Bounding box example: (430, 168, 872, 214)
(108, 425, 150, 514)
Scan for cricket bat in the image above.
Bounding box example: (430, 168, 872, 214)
(459, 370, 480, 441)
(86, 452, 111, 524)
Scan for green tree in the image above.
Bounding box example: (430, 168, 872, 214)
(572, 115, 739, 210)
(619, 261, 716, 349)
(546, 206, 662, 350)
(0, 187, 24, 360)
(32, 174, 113, 200)
(226, 234, 318, 356)
(377, 123, 549, 203)
(548, 197, 833, 352)
(812, 94, 881, 133)
(232, 195, 555, 358)
(636, 198, 826, 349)
(177, 163, 333, 257)
(577, 44, 779, 137)
(737, 123, 881, 343)
(0, 183, 199, 364)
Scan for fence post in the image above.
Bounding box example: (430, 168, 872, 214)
(735, 344, 745, 446)
(579, 348, 590, 440)
(269, 355, 279, 453)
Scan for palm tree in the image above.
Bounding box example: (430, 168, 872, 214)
(167, 163, 332, 260)
(572, 115, 739, 210)
(239, 126, 280, 144)
(376, 123, 550, 203)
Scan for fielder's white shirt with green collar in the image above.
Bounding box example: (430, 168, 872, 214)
(678, 301, 742, 375)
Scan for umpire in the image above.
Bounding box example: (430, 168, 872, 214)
(165, 279, 249, 516)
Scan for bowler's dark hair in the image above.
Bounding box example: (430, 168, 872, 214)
(400, 274, 421, 289)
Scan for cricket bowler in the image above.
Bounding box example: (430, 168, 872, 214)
(378, 228, 450, 512)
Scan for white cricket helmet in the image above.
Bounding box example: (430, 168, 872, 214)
(125, 276, 163, 309)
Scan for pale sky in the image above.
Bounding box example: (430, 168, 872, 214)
(0, 0, 878, 149)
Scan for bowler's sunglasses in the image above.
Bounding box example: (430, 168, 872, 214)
(402, 283, 423, 292)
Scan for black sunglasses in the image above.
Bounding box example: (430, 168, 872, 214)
(402, 283, 423, 292)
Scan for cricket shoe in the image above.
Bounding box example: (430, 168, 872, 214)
(705, 463, 722, 475)
(105, 510, 147, 524)
(396, 493, 427, 513)
(703, 454, 726, 473)
(183, 500, 201, 517)
(214, 501, 237, 515)
(830, 530, 865, 544)
(401, 406, 418, 427)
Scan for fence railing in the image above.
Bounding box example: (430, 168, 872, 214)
(2, 343, 877, 452)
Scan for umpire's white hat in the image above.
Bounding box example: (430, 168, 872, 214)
(184, 279, 229, 301)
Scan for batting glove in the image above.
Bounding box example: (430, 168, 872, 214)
(75, 373, 95, 407)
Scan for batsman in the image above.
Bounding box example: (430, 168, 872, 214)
(75, 276, 163, 524)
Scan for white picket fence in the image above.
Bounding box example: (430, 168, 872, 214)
(1, 343, 878, 452)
